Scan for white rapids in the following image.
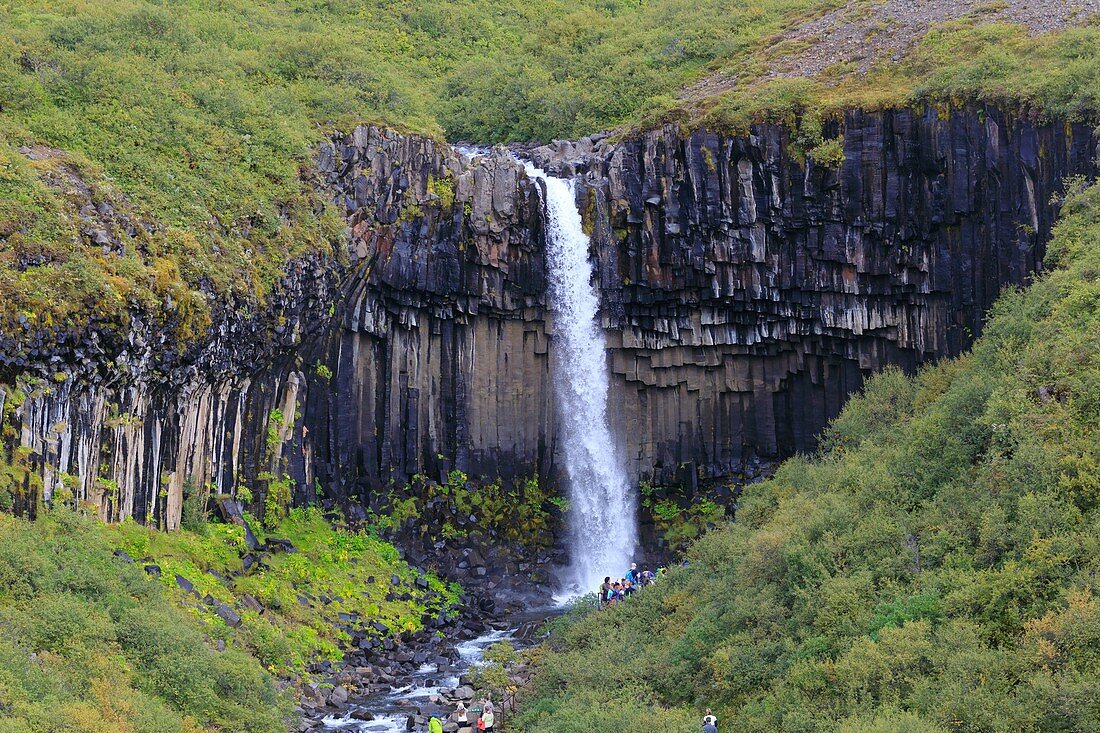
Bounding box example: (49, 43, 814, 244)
(321, 629, 515, 732)
(524, 162, 638, 598)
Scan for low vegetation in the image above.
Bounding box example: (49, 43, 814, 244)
(0, 509, 289, 733)
(0, 501, 460, 732)
(107, 505, 460, 677)
(373, 470, 559, 551)
(518, 177, 1100, 732)
(641, 481, 727, 554)
(694, 20, 1100, 138)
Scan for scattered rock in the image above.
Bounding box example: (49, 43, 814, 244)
(215, 603, 242, 628)
(328, 685, 349, 706)
(175, 574, 194, 594)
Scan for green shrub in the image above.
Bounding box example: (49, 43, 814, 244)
(518, 181, 1100, 733)
(2, 0, 1098, 343)
(0, 509, 290, 733)
(108, 506, 459, 677)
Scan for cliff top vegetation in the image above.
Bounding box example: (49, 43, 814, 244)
(0, 0, 1097, 343)
(517, 177, 1100, 732)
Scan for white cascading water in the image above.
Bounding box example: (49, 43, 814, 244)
(525, 162, 637, 597)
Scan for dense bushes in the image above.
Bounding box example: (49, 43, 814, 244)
(518, 179, 1100, 733)
(0, 509, 288, 733)
(107, 506, 460, 676)
(0, 503, 462, 731)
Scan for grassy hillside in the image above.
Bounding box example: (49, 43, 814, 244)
(0, 505, 458, 732)
(2, 1, 1097, 344)
(517, 177, 1100, 733)
(0, 509, 288, 733)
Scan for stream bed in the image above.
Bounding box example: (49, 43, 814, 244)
(318, 609, 556, 732)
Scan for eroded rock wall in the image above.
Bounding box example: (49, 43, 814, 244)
(300, 130, 553, 505)
(0, 252, 340, 527)
(562, 107, 1098, 483)
(1, 108, 1095, 521)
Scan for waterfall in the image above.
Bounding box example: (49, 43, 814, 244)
(525, 162, 637, 596)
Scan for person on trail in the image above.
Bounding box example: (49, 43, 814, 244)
(702, 722, 718, 733)
(703, 708, 718, 726)
(478, 702, 495, 732)
(428, 717, 443, 733)
(626, 562, 639, 584)
(600, 576, 612, 606)
(641, 566, 654, 587)
(455, 701, 468, 726)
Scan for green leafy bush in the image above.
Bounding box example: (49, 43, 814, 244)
(0, 509, 289, 733)
(2, 1, 1097, 343)
(518, 180, 1100, 732)
(108, 506, 460, 677)
(373, 471, 559, 550)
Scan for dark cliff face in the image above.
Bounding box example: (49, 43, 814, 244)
(304, 129, 551, 505)
(0, 109, 1095, 524)
(561, 107, 1098, 483)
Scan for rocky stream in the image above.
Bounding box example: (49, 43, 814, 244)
(302, 602, 557, 733)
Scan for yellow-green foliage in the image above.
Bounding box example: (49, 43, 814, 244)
(519, 179, 1100, 732)
(107, 506, 460, 677)
(698, 21, 1100, 134)
(375, 471, 557, 549)
(0, 509, 290, 733)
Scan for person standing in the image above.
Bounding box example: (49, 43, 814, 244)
(455, 701, 468, 728)
(478, 702, 495, 732)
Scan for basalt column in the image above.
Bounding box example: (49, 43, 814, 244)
(1, 108, 1094, 522)
(550, 106, 1098, 486)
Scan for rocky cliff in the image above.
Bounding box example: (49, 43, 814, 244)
(557, 107, 1098, 483)
(0, 107, 1095, 525)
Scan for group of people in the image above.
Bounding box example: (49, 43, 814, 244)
(429, 699, 494, 732)
(597, 564, 719, 732)
(598, 562, 671, 606)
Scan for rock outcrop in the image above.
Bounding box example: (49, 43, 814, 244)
(0, 107, 1095, 523)
(564, 107, 1098, 481)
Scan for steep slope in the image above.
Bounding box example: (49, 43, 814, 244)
(517, 177, 1100, 732)
(0, 510, 290, 733)
(0, 506, 460, 733)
